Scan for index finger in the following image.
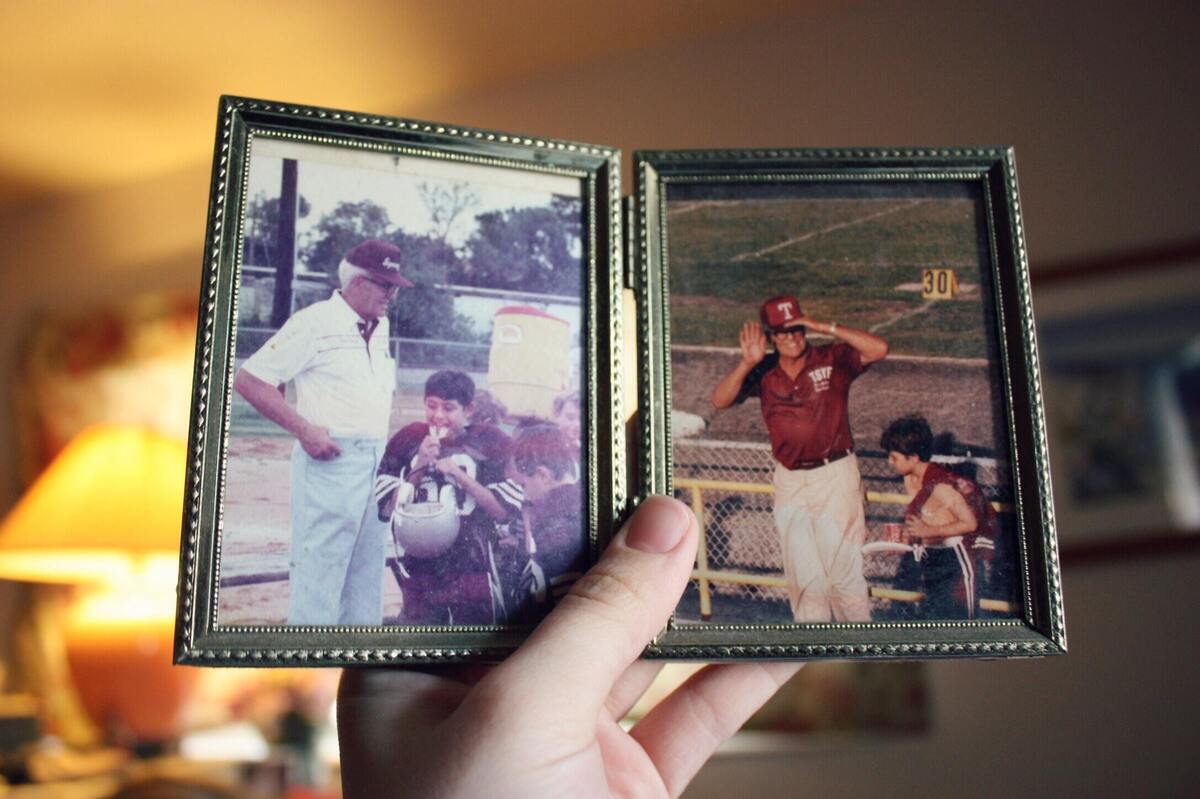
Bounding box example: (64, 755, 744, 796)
(631, 662, 802, 795)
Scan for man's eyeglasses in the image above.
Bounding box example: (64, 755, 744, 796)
(364, 277, 400, 295)
(772, 327, 806, 339)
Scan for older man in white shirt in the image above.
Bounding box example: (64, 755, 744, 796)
(235, 240, 412, 626)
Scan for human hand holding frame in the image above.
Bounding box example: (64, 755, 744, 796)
(337, 496, 801, 798)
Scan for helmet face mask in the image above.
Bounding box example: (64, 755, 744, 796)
(390, 456, 477, 559)
(392, 485, 461, 559)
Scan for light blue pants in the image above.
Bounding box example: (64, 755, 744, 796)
(288, 438, 387, 626)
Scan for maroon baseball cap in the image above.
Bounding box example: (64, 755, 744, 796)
(343, 240, 415, 287)
(760, 295, 805, 332)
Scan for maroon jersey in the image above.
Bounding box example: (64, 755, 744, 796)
(526, 482, 586, 578)
(906, 462, 997, 551)
(376, 421, 511, 571)
(904, 462, 998, 619)
(378, 421, 511, 491)
(376, 421, 512, 625)
(736, 343, 868, 468)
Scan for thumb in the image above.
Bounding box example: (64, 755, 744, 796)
(479, 495, 697, 726)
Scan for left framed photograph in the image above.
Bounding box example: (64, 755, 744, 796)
(175, 97, 625, 666)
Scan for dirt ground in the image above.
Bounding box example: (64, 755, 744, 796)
(218, 435, 404, 625)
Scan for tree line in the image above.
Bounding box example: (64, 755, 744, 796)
(243, 186, 583, 343)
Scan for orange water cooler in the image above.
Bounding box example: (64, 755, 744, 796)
(487, 306, 571, 419)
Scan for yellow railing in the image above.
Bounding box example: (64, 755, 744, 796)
(676, 476, 1017, 619)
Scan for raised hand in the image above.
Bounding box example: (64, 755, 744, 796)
(416, 434, 441, 468)
(739, 320, 767, 367)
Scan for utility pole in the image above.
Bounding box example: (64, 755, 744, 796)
(270, 159, 299, 328)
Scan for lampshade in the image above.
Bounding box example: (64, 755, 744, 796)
(0, 424, 186, 584)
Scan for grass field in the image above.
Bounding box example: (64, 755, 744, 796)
(665, 197, 996, 359)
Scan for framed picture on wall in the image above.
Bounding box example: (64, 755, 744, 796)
(175, 97, 625, 666)
(635, 148, 1065, 659)
(1033, 246, 1200, 550)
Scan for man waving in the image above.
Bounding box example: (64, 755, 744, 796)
(711, 295, 888, 622)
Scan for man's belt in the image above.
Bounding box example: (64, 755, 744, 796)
(788, 449, 852, 470)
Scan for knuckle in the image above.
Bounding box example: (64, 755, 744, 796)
(562, 569, 645, 623)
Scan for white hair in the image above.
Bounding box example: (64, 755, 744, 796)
(338, 259, 372, 289)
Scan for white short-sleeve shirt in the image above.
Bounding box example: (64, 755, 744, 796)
(241, 291, 395, 439)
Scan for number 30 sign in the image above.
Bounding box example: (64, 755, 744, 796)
(922, 267, 959, 300)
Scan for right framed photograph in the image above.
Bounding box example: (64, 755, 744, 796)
(636, 148, 1065, 659)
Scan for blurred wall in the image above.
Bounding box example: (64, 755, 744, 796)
(0, 0, 1197, 794)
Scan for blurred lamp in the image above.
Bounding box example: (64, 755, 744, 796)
(0, 424, 192, 744)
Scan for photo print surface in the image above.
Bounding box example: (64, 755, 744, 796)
(661, 179, 1022, 627)
(220, 136, 588, 629)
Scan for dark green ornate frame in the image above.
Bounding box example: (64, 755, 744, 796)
(174, 97, 625, 666)
(634, 148, 1066, 660)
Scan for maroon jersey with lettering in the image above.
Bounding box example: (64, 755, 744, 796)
(376, 421, 511, 575)
(736, 343, 867, 468)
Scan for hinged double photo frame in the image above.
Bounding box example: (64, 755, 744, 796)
(175, 97, 1065, 667)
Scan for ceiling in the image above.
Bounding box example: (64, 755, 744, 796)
(0, 0, 798, 204)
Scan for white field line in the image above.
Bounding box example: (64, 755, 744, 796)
(730, 199, 930, 262)
(869, 300, 934, 334)
(669, 342, 989, 367)
(667, 200, 725, 217)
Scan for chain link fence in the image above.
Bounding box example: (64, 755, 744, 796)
(672, 437, 1014, 619)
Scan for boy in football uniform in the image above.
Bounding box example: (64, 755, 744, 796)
(489, 424, 587, 623)
(880, 415, 997, 619)
(375, 370, 511, 625)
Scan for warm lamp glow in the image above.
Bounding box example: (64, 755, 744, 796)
(0, 425, 194, 744)
(63, 571, 191, 742)
(0, 425, 186, 584)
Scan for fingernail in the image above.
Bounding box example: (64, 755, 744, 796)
(625, 496, 691, 553)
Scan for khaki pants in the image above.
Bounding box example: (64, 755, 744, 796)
(773, 454, 871, 622)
